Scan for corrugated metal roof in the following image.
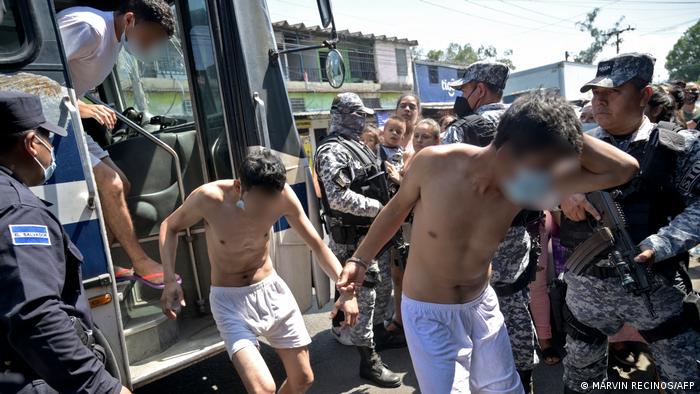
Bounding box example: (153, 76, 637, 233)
(414, 59, 467, 69)
(273, 20, 419, 46)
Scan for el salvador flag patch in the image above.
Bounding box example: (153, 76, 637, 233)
(9, 225, 51, 246)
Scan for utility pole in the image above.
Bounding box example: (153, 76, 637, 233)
(606, 25, 636, 54)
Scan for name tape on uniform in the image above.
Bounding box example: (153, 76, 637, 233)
(9, 224, 51, 246)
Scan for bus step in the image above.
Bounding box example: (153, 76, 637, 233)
(123, 304, 179, 364)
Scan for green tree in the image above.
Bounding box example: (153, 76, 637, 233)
(418, 42, 515, 69)
(666, 19, 700, 82)
(445, 43, 479, 64)
(425, 49, 444, 61)
(574, 8, 624, 64)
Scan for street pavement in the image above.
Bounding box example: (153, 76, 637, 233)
(138, 257, 699, 393)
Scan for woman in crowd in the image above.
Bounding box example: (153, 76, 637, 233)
(395, 94, 421, 154)
(646, 85, 681, 127)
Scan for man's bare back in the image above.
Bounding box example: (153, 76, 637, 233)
(403, 144, 520, 304)
(197, 180, 284, 287)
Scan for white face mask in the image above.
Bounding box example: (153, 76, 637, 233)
(32, 136, 57, 183)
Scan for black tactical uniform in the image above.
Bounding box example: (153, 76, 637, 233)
(0, 92, 120, 394)
(560, 53, 700, 394)
(314, 92, 401, 388)
(441, 61, 510, 145)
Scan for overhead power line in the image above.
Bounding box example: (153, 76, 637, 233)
(604, 25, 636, 53)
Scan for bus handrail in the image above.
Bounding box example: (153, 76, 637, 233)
(85, 94, 206, 313)
(253, 92, 271, 149)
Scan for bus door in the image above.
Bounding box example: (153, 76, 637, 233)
(0, 0, 130, 385)
(70, 0, 231, 386)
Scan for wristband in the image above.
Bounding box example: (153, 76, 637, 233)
(346, 256, 369, 270)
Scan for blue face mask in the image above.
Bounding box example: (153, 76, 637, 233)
(501, 167, 558, 209)
(33, 136, 57, 183)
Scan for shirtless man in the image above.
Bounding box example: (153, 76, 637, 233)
(338, 91, 639, 393)
(159, 150, 358, 394)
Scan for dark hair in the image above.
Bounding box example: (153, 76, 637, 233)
(439, 114, 457, 127)
(240, 149, 286, 193)
(385, 115, 407, 128)
(647, 85, 675, 123)
(667, 84, 685, 110)
(395, 93, 421, 112)
(495, 90, 583, 156)
(118, 0, 176, 37)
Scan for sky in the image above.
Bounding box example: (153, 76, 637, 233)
(267, 0, 700, 82)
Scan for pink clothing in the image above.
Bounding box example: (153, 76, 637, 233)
(608, 324, 647, 343)
(529, 212, 554, 340)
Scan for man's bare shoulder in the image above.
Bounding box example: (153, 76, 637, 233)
(411, 144, 481, 169)
(279, 183, 303, 213)
(190, 180, 234, 204)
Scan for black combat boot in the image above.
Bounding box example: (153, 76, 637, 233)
(517, 369, 532, 393)
(357, 346, 402, 388)
(373, 323, 406, 351)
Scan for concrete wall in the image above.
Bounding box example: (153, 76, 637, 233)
(375, 41, 414, 91)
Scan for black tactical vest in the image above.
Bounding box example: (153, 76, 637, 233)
(315, 134, 389, 227)
(450, 114, 496, 147)
(560, 126, 688, 267)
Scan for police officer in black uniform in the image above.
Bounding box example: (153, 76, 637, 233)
(441, 61, 510, 145)
(0, 92, 127, 394)
(315, 93, 401, 388)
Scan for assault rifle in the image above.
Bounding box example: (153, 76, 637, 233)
(566, 191, 656, 317)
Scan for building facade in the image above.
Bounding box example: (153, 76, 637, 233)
(273, 21, 418, 161)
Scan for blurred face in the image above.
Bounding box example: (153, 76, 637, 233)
(123, 12, 169, 54)
(412, 124, 439, 152)
(381, 119, 405, 147)
(235, 179, 282, 211)
(591, 83, 648, 135)
(397, 97, 419, 124)
(497, 144, 579, 209)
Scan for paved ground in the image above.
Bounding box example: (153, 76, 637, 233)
(138, 257, 699, 393)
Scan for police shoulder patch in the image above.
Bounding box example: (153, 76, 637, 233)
(9, 224, 51, 246)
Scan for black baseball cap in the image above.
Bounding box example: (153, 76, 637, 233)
(580, 53, 655, 93)
(0, 91, 66, 136)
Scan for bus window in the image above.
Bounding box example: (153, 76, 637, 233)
(182, 0, 231, 180)
(0, 0, 38, 66)
(115, 31, 193, 123)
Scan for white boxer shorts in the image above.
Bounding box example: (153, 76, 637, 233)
(402, 286, 523, 393)
(209, 273, 311, 359)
